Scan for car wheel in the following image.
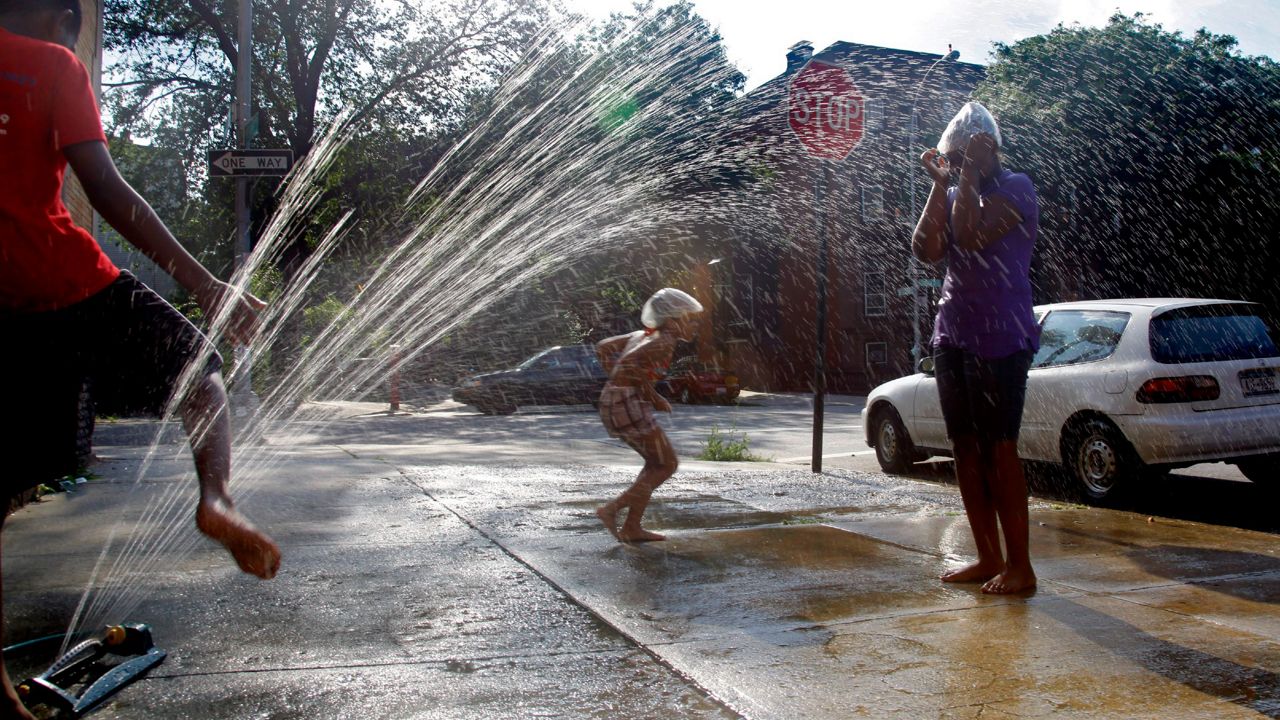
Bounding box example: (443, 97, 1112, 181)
(1063, 419, 1135, 503)
(1236, 454, 1279, 485)
(872, 406, 914, 474)
(679, 387, 692, 404)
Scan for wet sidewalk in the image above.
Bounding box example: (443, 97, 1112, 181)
(3, 426, 1278, 718)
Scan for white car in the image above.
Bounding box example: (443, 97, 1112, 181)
(862, 299, 1280, 502)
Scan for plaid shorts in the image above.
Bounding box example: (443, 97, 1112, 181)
(0, 272, 223, 494)
(598, 385, 658, 441)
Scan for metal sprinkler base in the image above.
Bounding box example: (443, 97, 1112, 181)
(17, 623, 166, 717)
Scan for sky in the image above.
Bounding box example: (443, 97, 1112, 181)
(567, 0, 1280, 90)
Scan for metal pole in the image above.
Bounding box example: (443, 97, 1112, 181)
(811, 162, 829, 473)
(389, 344, 402, 413)
(235, 0, 251, 268)
(907, 50, 958, 368)
(909, 109, 921, 366)
(232, 0, 257, 418)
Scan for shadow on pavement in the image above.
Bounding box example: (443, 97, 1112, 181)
(1123, 545, 1280, 604)
(1039, 598, 1280, 719)
(897, 459, 1279, 535)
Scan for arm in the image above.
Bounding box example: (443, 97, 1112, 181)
(595, 332, 635, 376)
(638, 374, 671, 412)
(911, 152, 951, 264)
(62, 140, 263, 344)
(950, 134, 1024, 252)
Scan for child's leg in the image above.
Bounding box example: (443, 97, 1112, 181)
(181, 371, 280, 579)
(982, 440, 1036, 594)
(0, 516, 38, 719)
(940, 435, 1005, 583)
(598, 430, 678, 542)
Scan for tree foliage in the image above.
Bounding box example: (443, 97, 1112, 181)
(104, 0, 555, 160)
(976, 13, 1280, 310)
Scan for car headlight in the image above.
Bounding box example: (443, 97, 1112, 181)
(460, 378, 480, 389)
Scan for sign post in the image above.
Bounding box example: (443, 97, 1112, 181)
(787, 59, 864, 473)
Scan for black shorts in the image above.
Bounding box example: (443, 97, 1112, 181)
(0, 272, 223, 492)
(934, 345, 1033, 445)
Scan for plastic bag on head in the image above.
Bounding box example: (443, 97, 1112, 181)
(937, 101, 1002, 154)
(641, 288, 703, 329)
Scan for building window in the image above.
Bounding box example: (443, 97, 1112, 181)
(864, 98, 884, 134)
(861, 185, 883, 221)
(864, 270, 886, 317)
(866, 341, 888, 365)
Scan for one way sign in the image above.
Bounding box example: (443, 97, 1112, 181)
(208, 149, 294, 177)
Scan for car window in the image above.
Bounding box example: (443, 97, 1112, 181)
(1033, 310, 1130, 368)
(520, 348, 571, 370)
(1150, 304, 1280, 363)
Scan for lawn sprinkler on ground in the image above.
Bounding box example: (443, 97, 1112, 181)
(16, 623, 165, 717)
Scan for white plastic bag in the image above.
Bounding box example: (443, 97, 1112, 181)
(937, 101, 1002, 154)
(641, 288, 703, 329)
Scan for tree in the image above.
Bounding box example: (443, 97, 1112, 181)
(975, 14, 1280, 311)
(261, 0, 750, 395)
(104, 0, 555, 161)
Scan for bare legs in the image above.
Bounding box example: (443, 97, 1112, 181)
(0, 514, 38, 719)
(940, 436, 1036, 594)
(182, 372, 281, 579)
(985, 440, 1035, 593)
(597, 430, 678, 543)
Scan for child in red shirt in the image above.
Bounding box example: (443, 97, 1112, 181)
(1, 3, 280, 716)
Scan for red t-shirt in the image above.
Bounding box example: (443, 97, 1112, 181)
(0, 27, 119, 312)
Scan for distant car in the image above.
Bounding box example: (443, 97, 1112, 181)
(452, 345, 607, 415)
(862, 299, 1280, 502)
(656, 357, 741, 404)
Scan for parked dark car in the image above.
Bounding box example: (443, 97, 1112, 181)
(656, 357, 740, 404)
(452, 345, 607, 415)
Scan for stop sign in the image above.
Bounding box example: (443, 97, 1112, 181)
(788, 60, 864, 160)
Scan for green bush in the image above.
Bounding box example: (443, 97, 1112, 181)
(697, 424, 767, 462)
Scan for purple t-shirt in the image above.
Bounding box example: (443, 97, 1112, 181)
(931, 169, 1040, 358)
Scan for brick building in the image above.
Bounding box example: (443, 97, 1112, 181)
(63, 0, 177, 297)
(685, 42, 985, 394)
(61, 0, 100, 235)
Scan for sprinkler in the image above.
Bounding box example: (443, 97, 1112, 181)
(16, 623, 166, 717)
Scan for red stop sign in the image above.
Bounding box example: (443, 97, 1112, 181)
(788, 60, 864, 160)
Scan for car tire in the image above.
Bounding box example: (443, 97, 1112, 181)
(679, 387, 692, 404)
(1236, 454, 1280, 485)
(872, 406, 915, 474)
(1063, 418, 1137, 504)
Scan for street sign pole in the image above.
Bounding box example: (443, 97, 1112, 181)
(232, 0, 259, 421)
(788, 59, 863, 474)
(812, 162, 830, 473)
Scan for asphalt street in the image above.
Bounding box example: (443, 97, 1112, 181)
(2, 393, 1276, 718)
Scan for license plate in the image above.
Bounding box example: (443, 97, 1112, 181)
(715, 387, 726, 395)
(1240, 368, 1278, 397)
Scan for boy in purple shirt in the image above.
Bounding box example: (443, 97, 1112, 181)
(912, 102, 1040, 595)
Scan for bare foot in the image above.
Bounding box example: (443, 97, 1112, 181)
(596, 505, 621, 541)
(617, 527, 665, 543)
(940, 560, 1002, 584)
(982, 566, 1037, 595)
(196, 498, 281, 579)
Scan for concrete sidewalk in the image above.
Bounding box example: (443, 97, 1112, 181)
(3, 417, 1278, 718)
